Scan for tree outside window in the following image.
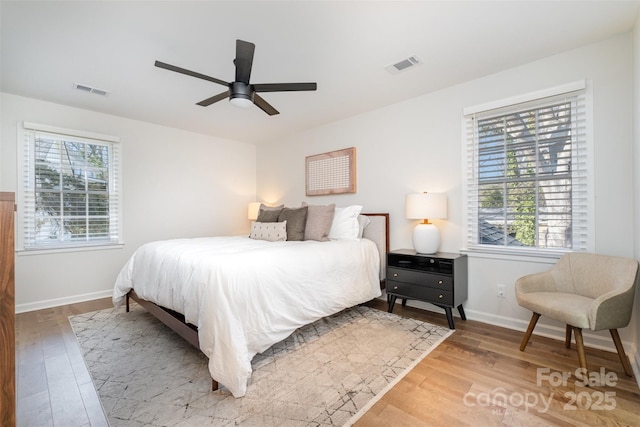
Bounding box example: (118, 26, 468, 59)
(34, 137, 112, 244)
(475, 101, 575, 249)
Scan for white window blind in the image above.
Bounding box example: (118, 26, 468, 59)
(18, 122, 122, 251)
(464, 85, 589, 255)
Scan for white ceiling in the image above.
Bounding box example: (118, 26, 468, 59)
(2, 1, 639, 145)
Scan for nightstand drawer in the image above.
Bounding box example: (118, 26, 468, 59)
(387, 268, 452, 289)
(386, 281, 453, 305)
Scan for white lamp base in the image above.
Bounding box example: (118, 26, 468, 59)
(413, 223, 440, 254)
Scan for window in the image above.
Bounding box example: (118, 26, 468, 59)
(18, 122, 122, 251)
(464, 82, 590, 255)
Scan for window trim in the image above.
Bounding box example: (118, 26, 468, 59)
(462, 81, 594, 258)
(16, 122, 123, 253)
(462, 81, 587, 116)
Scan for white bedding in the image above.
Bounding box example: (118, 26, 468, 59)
(112, 235, 381, 397)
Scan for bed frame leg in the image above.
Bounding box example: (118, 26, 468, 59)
(126, 293, 130, 313)
(212, 379, 218, 391)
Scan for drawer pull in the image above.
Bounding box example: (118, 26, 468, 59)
(393, 273, 398, 277)
(438, 294, 444, 299)
(438, 280, 443, 285)
(393, 286, 398, 290)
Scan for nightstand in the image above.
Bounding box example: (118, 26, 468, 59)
(386, 249, 468, 329)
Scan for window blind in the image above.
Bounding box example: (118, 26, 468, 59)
(19, 122, 121, 251)
(464, 87, 589, 254)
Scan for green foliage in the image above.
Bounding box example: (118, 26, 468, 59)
(480, 187, 503, 208)
(506, 135, 536, 247)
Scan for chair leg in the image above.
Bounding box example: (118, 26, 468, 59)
(573, 327, 588, 381)
(565, 324, 572, 349)
(520, 312, 540, 351)
(610, 329, 633, 377)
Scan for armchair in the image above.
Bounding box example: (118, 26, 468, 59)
(515, 252, 638, 376)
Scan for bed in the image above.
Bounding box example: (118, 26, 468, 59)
(112, 211, 388, 398)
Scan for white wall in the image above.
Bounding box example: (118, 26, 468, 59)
(257, 34, 637, 357)
(0, 93, 256, 310)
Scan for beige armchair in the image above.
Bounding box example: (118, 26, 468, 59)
(515, 252, 638, 376)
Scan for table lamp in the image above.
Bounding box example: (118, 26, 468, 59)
(247, 202, 261, 221)
(405, 192, 447, 254)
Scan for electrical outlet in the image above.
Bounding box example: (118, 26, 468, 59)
(497, 284, 506, 298)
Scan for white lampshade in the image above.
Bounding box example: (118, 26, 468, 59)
(405, 193, 447, 254)
(247, 202, 261, 221)
(405, 193, 447, 220)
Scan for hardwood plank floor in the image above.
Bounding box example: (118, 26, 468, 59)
(16, 298, 112, 427)
(15, 298, 640, 426)
(358, 300, 640, 427)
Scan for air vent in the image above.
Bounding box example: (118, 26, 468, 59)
(385, 56, 422, 75)
(74, 83, 109, 96)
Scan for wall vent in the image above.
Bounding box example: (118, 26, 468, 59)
(74, 83, 109, 96)
(385, 56, 422, 75)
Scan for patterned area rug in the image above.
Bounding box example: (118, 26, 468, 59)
(70, 304, 452, 426)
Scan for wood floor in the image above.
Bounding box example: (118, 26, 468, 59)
(15, 297, 640, 426)
(15, 298, 112, 427)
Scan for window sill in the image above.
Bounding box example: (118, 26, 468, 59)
(16, 243, 125, 256)
(461, 247, 566, 264)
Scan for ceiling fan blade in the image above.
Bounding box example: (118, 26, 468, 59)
(234, 40, 255, 84)
(253, 82, 317, 93)
(196, 90, 230, 106)
(155, 60, 229, 87)
(253, 94, 279, 116)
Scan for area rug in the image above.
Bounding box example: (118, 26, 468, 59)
(70, 304, 453, 426)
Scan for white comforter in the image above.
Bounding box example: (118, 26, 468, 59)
(112, 236, 381, 397)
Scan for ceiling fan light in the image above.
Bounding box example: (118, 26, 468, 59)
(229, 96, 253, 108)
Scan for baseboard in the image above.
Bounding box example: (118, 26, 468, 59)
(15, 289, 113, 313)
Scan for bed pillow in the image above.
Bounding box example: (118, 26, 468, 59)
(357, 214, 371, 238)
(328, 205, 363, 240)
(278, 206, 308, 241)
(256, 203, 284, 223)
(249, 221, 287, 242)
(301, 202, 335, 242)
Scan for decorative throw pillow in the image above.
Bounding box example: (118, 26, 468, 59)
(256, 203, 284, 223)
(328, 205, 363, 240)
(249, 221, 287, 242)
(278, 206, 308, 241)
(301, 202, 335, 242)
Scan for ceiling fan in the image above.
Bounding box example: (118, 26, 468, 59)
(155, 39, 317, 116)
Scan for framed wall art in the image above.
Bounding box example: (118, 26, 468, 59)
(305, 147, 356, 196)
